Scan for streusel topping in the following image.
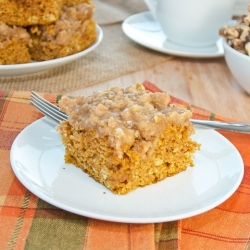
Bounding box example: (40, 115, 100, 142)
(29, 3, 94, 46)
(59, 84, 193, 158)
(0, 22, 31, 47)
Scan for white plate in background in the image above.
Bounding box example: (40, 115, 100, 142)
(0, 25, 103, 77)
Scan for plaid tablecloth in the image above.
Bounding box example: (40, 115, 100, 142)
(0, 82, 249, 250)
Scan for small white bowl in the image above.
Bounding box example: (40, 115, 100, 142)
(223, 38, 250, 94)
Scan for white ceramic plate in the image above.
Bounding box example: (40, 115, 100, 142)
(10, 117, 244, 223)
(122, 12, 225, 58)
(0, 25, 103, 77)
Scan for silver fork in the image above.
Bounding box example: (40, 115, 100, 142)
(30, 91, 250, 133)
(30, 91, 68, 123)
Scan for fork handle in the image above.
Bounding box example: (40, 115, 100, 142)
(190, 119, 250, 133)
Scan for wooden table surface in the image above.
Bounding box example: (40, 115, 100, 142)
(66, 56, 250, 122)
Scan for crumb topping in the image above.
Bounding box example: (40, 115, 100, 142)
(0, 22, 31, 48)
(29, 3, 94, 46)
(59, 84, 193, 158)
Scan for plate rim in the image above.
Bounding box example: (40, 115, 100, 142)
(122, 11, 225, 58)
(10, 117, 244, 223)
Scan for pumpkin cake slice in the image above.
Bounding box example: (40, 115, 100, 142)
(0, 0, 64, 26)
(0, 22, 31, 64)
(28, 3, 97, 61)
(57, 83, 200, 195)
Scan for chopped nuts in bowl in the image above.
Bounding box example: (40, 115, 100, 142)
(220, 4, 250, 94)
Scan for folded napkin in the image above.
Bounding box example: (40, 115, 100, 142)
(0, 83, 249, 250)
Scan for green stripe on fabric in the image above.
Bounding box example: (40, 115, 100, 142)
(158, 221, 179, 250)
(154, 223, 162, 244)
(210, 113, 216, 120)
(56, 94, 62, 104)
(7, 191, 32, 250)
(24, 199, 89, 250)
(0, 90, 10, 99)
(0, 91, 10, 117)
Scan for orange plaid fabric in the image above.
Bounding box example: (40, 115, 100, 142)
(0, 83, 249, 250)
(143, 81, 250, 250)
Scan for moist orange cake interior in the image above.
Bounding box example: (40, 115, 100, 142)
(57, 83, 200, 195)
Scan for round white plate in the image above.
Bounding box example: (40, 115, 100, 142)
(122, 12, 225, 58)
(0, 25, 103, 77)
(10, 117, 244, 223)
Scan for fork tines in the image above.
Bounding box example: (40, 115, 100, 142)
(30, 91, 68, 123)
